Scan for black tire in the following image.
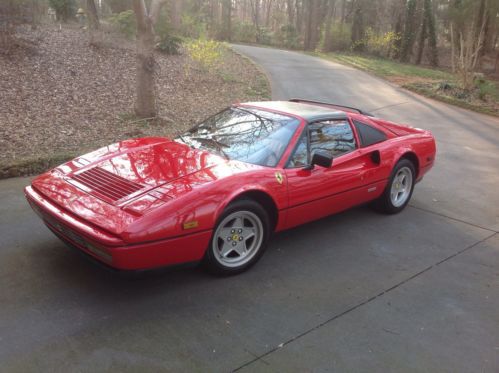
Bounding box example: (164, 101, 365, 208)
(203, 199, 270, 276)
(372, 158, 416, 214)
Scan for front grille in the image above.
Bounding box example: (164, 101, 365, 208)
(28, 199, 86, 247)
(72, 167, 144, 202)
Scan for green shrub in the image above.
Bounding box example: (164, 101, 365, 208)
(256, 27, 272, 45)
(276, 24, 301, 49)
(180, 14, 207, 39)
(325, 23, 352, 51)
(476, 79, 497, 102)
(232, 21, 258, 43)
(156, 34, 182, 55)
(109, 10, 136, 39)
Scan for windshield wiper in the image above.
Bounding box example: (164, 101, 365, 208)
(191, 137, 230, 160)
(175, 134, 191, 146)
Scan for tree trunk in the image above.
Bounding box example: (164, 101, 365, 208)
(133, 0, 166, 119)
(425, 0, 438, 66)
(264, 0, 272, 27)
(392, 2, 404, 60)
(400, 0, 418, 62)
(303, 0, 321, 51)
(303, 0, 313, 50)
(86, 0, 100, 46)
(322, 0, 336, 52)
(351, 0, 365, 51)
(475, 0, 489, 60)
(415, 12, 427, 65)
(286, 0, 295, 25)
(450, 23, 456, 73)
(170, 0, 182, 30)
(481, 12, 494, 56)
(295, 0, 303, 34)
(250, 0, 261, 43)
(221, 0, 232, 41)
(107, 0, 133, 14)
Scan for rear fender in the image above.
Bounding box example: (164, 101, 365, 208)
(392, 137, 435, 180)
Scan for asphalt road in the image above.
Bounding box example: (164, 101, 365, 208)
(1, 45, 498, 372)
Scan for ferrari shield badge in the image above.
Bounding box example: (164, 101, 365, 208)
(275, 171, 284, 185)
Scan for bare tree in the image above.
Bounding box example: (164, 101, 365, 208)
(399, 0, 418, 62)
(86, 0, 100, 46)
(415, 0, 437, 66)
(303, 0, 321, 50)
(221, 0, 233, 41)
(351, 0, 366, 51)
(453, 12, 487, 90)
(132, 0, 167, 118)
(286, 0, 295, 25)
(322, 0, 336, 52)
(249, 0, 261, 42)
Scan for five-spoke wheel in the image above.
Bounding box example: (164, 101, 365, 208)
(204, 199, 270, 275)
(373, 158, 416, 214)
(212, 211, 263, 268)
(390, 166, 413, 208)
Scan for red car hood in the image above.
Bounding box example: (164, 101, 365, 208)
(31, 137, 231, 237)
(55, 137, 224, 205)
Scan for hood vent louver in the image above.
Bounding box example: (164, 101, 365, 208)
(72, 167, 144, 203)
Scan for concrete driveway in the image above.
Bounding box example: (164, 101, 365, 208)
(1, 45, 498, 372)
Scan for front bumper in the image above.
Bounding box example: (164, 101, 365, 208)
(25, 186, 211, 270)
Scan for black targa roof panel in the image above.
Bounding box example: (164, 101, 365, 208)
(240, 101, 348, 122)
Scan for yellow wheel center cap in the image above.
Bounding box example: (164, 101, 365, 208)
(232, 234, 239, 241)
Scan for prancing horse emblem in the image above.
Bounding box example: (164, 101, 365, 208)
(275, 171, 284, 185)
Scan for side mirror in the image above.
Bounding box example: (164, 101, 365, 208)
(304, 151, 333, 170)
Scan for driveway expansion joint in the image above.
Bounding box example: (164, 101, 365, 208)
(408, 205, 498, 233)
(231, 232, 498, 372)
(369, 101, 410, 113)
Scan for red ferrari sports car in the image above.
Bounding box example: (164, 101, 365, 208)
(25, 99, 436, 274)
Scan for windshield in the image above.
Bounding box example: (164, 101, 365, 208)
(175, 107, 300, 167)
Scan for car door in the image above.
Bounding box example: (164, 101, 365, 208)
(283, 119, 386, 229)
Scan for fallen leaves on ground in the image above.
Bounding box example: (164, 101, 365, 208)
(0, 24, 270, 178)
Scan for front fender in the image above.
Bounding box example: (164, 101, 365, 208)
(214, 171, 287, 226)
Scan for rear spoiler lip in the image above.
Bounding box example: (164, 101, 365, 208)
(289, 98, 375, 117)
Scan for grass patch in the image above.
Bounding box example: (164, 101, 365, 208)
(314, 51, 499, 117)
(218, 71, 241, 84)
(245, 75, 271, 99)
(316, 52, 452, 80)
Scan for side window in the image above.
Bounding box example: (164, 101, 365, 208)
(353, 120, 387, 147)
(309, 120, 356, 157)
(287, 134, 308, 168)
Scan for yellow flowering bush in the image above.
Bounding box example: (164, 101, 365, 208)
(185, 39, 225, 72)
(359, 28, 401, 58)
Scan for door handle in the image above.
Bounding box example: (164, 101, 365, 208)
(370, 150, 381, 165)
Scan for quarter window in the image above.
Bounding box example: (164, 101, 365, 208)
(309, 120, 356, 157)
(353, 120, 387, 147)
